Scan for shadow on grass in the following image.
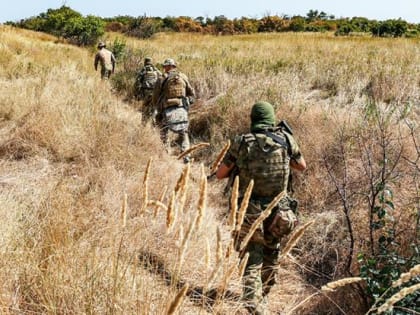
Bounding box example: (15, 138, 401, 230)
(138, 250, 241, 311)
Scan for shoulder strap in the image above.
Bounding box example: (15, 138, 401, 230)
(263, 130, 291, 153)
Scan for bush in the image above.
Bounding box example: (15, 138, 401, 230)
(125, 16, 163, 39)
(64, 15, 105, 46)
(10, 6, 104, 46)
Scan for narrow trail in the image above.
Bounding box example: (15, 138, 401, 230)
(138, 250, 242, 312)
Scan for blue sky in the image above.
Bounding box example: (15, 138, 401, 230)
(1, 0, 420, 23)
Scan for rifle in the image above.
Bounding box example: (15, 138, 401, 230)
(223, 165, 239, 195)
(277, 120, 293, 135)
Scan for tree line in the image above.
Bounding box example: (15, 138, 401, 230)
(5, 6, 420, 45)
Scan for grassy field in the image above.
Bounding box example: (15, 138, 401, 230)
(0, 26, 419, 314)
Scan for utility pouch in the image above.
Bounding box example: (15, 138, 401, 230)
(165, 98, 181, 107)
(267, 209, 297, 239)
(267, 196, 299, 239)
(181, 96, 190, 111)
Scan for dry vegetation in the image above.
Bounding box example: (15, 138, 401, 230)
(0, 25, 419, 314)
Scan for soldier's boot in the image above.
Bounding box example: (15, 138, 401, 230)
(160, 128, 170, 154)
(180, 130, 191, 163)
(261, 246, 280, 297)
(243, 261, 264, 315)
(244, 297, 270, 315)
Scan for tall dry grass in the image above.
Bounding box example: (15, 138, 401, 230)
(0, 26, 419, 314)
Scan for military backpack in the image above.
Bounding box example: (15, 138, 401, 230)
(140, 65, 159, 89)
(163, 71, 187, 99)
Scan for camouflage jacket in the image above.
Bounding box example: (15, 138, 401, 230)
(94, 48, 116, 71)
(136, 65, 162, 90)
(152, 69, 195, 112)
(222, 127, 302, 198)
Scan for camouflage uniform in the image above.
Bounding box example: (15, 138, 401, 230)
(222, 102, 303, 315)
(152, 59, 195, 160)
(94, 42, 116, 80)
(134, 58, 162, 118)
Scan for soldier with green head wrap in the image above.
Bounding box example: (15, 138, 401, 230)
(216, 101, 307, 315)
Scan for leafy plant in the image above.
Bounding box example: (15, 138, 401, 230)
(358, 177, 419, 314)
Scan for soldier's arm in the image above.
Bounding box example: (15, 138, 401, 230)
(216, 136, 242, 179)
(216, 163, 235, 179)
(285, 132, 306, 172)
(180, 73, 195, 97)
(151, 79, 162, 108)
(94, 54, 99, 70)
(290, 156, 306, 171)
(111, 53, 116, 72)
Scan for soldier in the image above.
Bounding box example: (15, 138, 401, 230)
(94, 41, 116, 80)
(134, 57, 162, 118)
(152, 58, 195, 163)
(216, 101, 306, 315)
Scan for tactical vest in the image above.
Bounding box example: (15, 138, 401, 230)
(141, 65, 159, 89)
(163, 71, 186, 99)
(236, 132, 290, 198)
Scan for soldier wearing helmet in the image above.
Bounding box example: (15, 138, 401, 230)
(152, 58, 195, 163)
(216, 101, 306, 315)
(94, 41, 116, 80)
(134, 57, 162, 117)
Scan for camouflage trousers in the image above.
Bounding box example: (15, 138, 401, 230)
(101, 68, 112, 80)
(159, 106, 190, 158)
(160, 127, 190, 154)
(236, 198, 283, 315)
(140, 91, 154, 120)
(243, 242, 279, 315)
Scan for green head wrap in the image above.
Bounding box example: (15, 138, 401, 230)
(250, 101, 275, 132)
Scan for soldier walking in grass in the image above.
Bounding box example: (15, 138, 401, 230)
(94, 41, 116, 80)
(134, 57, 162, 118)
(216, 101, 306, 315)
(152, 58, 195, 163)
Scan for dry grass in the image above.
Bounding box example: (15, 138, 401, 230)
(321, 277, 364, 292)
(392, 264, 420, 288)
(0, 26, 419, 315)
(377, 283, 420, 314)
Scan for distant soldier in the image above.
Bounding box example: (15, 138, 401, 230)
(216, 101, 306, 315)
(152, 58, 195, 163)
(94, 41, 116, 80)
(134, 57, 162, 118)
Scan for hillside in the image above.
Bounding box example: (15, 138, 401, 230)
(0, 26, 419, 314)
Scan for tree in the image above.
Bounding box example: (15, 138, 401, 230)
(372, 19, 408, 37)
(289, 16, 305, 32)
(208, 15, 235, 35)
(233, 17, 259, 34)
(41, 6, 82, 37)
(125, 16, 163, 38)
(174, 16, 202, 32)
(64, 15, 105, 46)
(258, 15, 287, 32)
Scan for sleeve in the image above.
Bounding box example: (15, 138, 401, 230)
(151, 77, 163, 108)
(284, 132, 303, 162)
(139, 68, 145, 83)
(222, 135, 243, 168)
(94, 53, 99, 69)
(181, 73, 195, 97)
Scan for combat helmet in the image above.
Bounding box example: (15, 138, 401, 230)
(144, 57, 153, 65)
(163, 58, 176, 67)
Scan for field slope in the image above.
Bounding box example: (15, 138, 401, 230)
(0, 26, 419, 314)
